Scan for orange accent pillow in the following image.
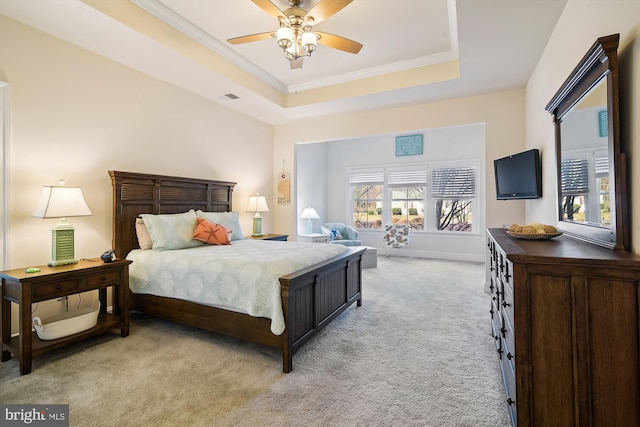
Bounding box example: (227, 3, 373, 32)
(193, 217, 232, 245)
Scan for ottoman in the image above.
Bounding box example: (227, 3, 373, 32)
(362, 246, 378, 269)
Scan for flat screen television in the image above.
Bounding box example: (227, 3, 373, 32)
(494, 149, 542, 200)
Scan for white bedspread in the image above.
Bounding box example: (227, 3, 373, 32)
(126, 240, 349, 335)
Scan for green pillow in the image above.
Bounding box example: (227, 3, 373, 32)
(141, 210, 203, 251)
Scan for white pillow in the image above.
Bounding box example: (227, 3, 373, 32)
(141, 210, 203, 251)
(135, 217, 153, 250)
(195, 211, 245, 241)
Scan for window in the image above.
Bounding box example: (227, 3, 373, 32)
(431, 166, 475, 232)
(349, 163, 477, 234)
(349, 169, 383, 229)
(561, 157, 589, 221)
(388, 168, 427, 230)
(595, 153, 610, 225)
(560, 151, 609, 224)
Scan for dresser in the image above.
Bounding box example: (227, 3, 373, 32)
(487, 228, 640, 426)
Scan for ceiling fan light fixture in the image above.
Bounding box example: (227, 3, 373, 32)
(277, 27, 293, 49)
(227, 0, 361, 69)
(302, 31, 317, 54)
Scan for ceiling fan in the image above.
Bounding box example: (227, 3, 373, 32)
(227, 0, 363, 69)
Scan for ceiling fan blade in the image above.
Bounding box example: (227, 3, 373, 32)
(305, 0, 352, 25)
(251, 0, 286, 19)
(290, 58, 304, 69)
(227, 32, 275, 45)
(316, 32, 362, 54)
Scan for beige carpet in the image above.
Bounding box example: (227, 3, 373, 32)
(0, 256, 511, 427)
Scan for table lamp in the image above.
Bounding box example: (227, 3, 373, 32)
(32, 180, 92, 266)
(246, 193, 269, 237)
(300, 207, 319, 234)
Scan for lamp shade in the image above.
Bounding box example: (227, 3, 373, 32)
(246, 194, 269, 213)
(300, 207, 319, 220)
(32, 183, 92, 218)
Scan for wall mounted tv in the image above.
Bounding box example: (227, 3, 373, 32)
(494, 148, 542, 200)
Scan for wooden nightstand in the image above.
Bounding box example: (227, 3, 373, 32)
(298, 233, 330, 243)
(0, 258, 132, 375)
(247, 234, 288, 241)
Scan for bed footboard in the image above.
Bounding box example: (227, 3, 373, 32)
(279, 247, 365, 372)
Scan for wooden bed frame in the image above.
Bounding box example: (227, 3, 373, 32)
(109, 171, 364, 372)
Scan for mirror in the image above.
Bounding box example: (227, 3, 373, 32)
(546, 34, 628, 251)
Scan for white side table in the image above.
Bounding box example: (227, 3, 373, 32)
(297, 233, 330, 243)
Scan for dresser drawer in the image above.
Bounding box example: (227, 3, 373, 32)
(501, 282, 514, 329)
(32, 279, 81, 300)
(85, 270, 122, 290)
(500, 351, 518, 426)
(503, 311, 515, 360)
(491, 308, 502, 353)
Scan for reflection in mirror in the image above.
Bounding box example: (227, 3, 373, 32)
(546, 33, 628, 251)
(559, 77, 609, 227)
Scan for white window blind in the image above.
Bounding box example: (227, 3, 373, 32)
(595, 155, 609, 177)
(349, 169, 384, 185)
(561, 158, 589, 194)
(431, 167, 476, 198)
(388, 169, 427, 186)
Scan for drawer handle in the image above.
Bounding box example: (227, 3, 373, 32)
(506, 352, 513, 361)
(507, 397, 515, 406)
(502, 301, 510, 308)
(55, 284, 63, 290)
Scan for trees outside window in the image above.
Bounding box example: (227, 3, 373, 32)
(352, 185, 383, 229)
(431, 166, 475, 232)
(350, 169, 384, 229)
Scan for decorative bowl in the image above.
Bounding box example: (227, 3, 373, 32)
(507, 231, 563, 240)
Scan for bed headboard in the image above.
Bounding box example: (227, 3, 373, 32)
(109, 171, 236, 258)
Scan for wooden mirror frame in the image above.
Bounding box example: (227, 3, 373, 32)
(546, 34, 628, 251)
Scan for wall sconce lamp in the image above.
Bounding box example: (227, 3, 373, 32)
(32, 180, 92, 266)
(246, 193, 269, 237)
(300, 207, 319, 234)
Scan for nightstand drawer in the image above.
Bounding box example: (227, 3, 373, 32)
(86, 270, 121, 289)
(33, 279, 81, 300)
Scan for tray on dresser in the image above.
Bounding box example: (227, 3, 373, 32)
(507, 231, 563, 240)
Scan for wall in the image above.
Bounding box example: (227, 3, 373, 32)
(0, 15, 273, 327)
(274, 89, 528, 258)
(525, 0, 640, 253)
(294, 142, 328, 234)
